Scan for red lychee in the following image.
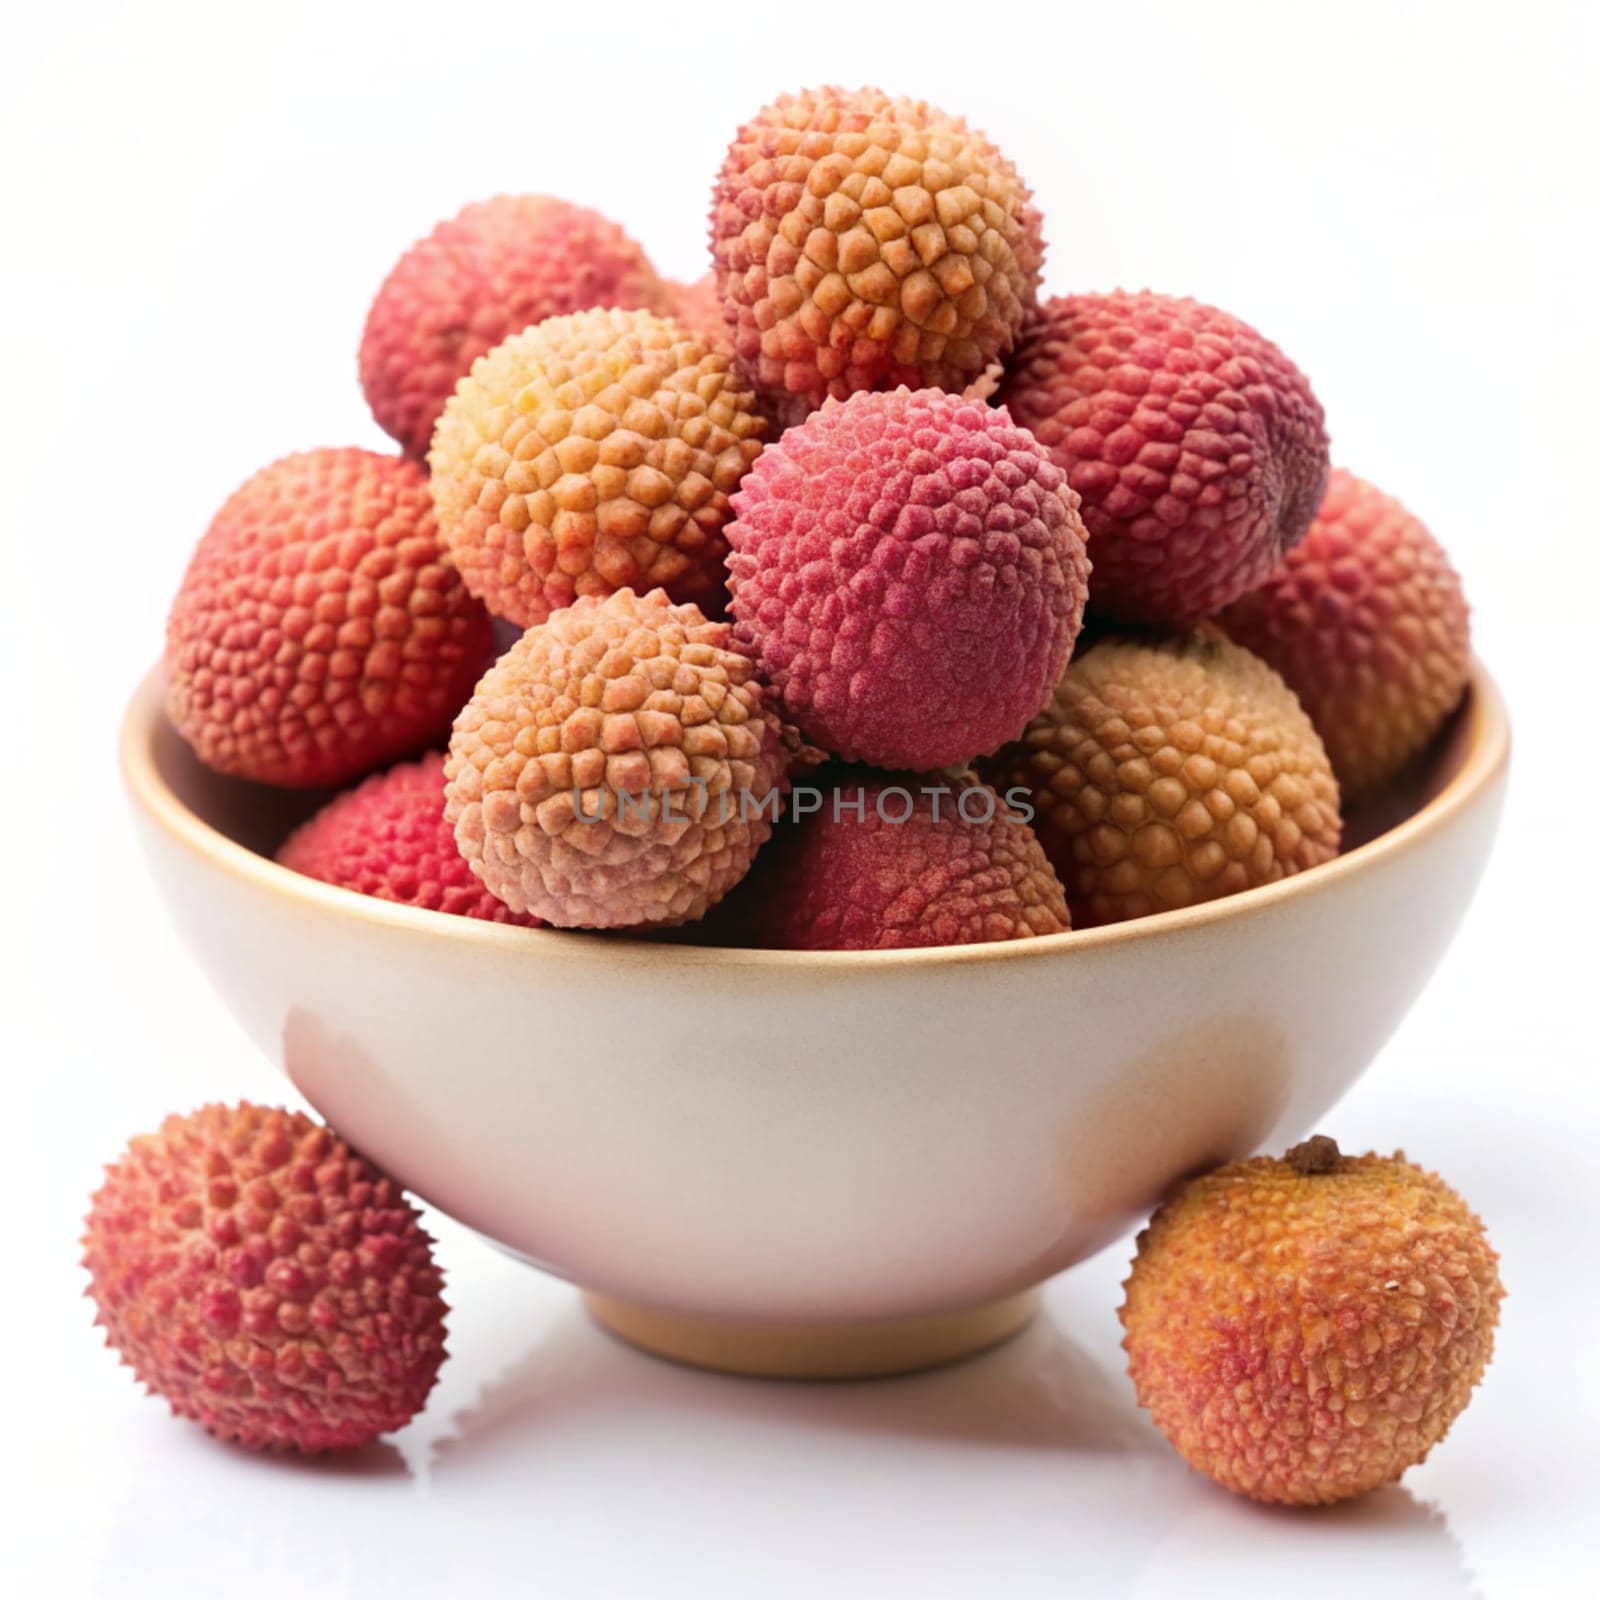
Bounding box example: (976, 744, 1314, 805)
(446, 588, 792, 929)
(726, 387, 1090, 771)
(1218, 469, 1471, 797)
(737, 773, 1070, 950)
(711, 87, 1043, 423)
(83, 1103, 448, 1452)
(999, 291, 1329, 627)
(277, 752, 538, 925)
(165, 449, 495, 788)
(360, 195, 666, 459)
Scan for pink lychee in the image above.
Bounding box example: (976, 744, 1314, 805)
(84, 1103, 448, 1452)
(737, 773, 1070, 950)
(1219, 468, 1471, 796)
(726, 387, 1090, 770)
(277, 752, 539, 925)
(360, 195, 665, 459)
(999, 291, 1329, 627)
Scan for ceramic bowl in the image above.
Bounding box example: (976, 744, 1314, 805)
(119, 665, 1508, 1377)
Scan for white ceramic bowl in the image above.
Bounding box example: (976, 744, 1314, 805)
(120, 665, 1508, 1376)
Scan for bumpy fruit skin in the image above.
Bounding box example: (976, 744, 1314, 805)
(1120, 1139, 1503, 1505)
(727, 387, 1090, 770)
(1218, 469, 1471, 797)
(277, 752, 538, 925)
(446, 588, 790, 928)
(983, 635, 1340, 925)
(430, 308, 766, 627)
(360, 195, 664, 459)
(743, 774, 1069, 950)
(711, 87, 1043, 422)
(83, 1103, 448, 1453)
(999, 291, 1329, 626)
(166, 450, 496, 788)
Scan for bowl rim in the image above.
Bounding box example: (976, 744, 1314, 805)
(120, 661, 1509, 972)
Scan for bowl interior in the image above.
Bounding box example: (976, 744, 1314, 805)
(134, 667, 1498, 951)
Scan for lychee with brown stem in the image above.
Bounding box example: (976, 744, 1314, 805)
(83, 1103, 448, 1452)
(711, 86, 1043, 423)
(277, 752, 539, 925)
(1119, 1135, 1503, 1505)
(429, 308, 766, 627)
(445, 587, 792, 929)
(165, 449, 496, 788)
(727, 386, 1090, 771)
(733, 772, 1070, 950)
(360, 195, 665, 459)
(1218, 468, 1471, 798)
(999, 290, 1329, 627)
(982, 633, 1340, 925)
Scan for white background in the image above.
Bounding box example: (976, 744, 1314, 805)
(4, 1, 1598, 1595)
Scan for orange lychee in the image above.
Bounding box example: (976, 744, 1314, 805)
(711, 86, 1043, 423)
(429, 309, 766, 627)
(1120, 1135, 1503, 1505)
(982, 634, 1340, 926)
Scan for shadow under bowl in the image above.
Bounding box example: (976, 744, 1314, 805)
(119, 665, 1509, 1377)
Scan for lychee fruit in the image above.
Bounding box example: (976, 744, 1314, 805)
(736, 772, 1069, 950)
(445, 588, 791, 929)
(710, 86, 1043, 422)
(660, 271, 729, 352)
(1218, 469, 1472, 798)
(83, 1103, 448, 1452)
(165, 449, 496, 788)
(277, 751, 538, 926)
(429, 308, 766, 627)
(1119, 1135, 1503, 1505)
(999, 291, 1329, 627)
(359, 195, 665, 460)
(726, 387, 1090, 771)
(982, 634, 1340, 925)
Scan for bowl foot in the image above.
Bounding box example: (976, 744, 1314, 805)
(582, 1289, 1040, 1380)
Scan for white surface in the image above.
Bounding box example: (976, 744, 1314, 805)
(3, 2, 1597, 1595)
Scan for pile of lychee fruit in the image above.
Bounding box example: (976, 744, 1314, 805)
(162, 85, 1471, 944)
(88, 87, 1497, 1503)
